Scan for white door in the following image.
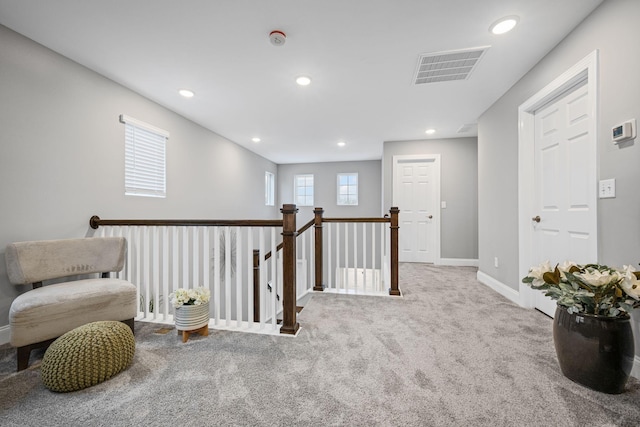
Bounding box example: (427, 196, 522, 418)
(393, 156, 440, 263)
(532, 83, 597, 316)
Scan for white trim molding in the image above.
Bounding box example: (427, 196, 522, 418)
(476, 270, 520, 305)
(518, 50, 599, 309)
(439, 258, 479, 267)
(0, 324, 10, 345)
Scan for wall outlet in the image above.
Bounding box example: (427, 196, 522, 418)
(494, 257, 499, 268)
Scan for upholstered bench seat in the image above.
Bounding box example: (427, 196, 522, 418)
(10, 279, 136, 348)
(5, 237, 137, 370)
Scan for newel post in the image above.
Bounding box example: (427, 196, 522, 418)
(313, 207, 325, 291)
(389, 207, 401, 296)
(280, 204, 300, 335)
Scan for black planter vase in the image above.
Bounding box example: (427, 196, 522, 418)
(553, 305, 635, 394)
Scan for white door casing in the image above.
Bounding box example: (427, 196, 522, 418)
(518, 50, 598, 314)
(392, 154, 441, 263)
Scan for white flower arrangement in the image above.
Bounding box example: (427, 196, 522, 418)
(523, 262, 640, 317)
(169, 287, 211, 308)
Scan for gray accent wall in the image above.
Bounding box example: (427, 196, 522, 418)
(478, 0, 640, 290)
(383, 138, 478, 260)
(478, 0, 640, 360)
(0, 25, 278, 326)
(277, 160, 382, 224)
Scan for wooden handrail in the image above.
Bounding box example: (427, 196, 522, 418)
(90, 215, 282, 229)
(263, 218, 314, 261)
(322, 217, 390, 223)
(297, 218, 315, 234)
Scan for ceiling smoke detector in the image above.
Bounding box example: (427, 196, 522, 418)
(269, 30, 286, 46)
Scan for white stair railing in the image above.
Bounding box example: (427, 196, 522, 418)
(93, 223, 285, 335)
(323, 221, 390, 295)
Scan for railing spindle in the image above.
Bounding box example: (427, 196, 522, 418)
(327, 222, 333, 290)
(236, 226, 242, 328)
(213, 227, 221, 325)
(224, 226, 231, 327)
(203, 226, 211, 323)
(259, 227, 266, 328)
(151, 226, 159, 320)
(162, 227, 169, 318)
(362, 222, 367, 292)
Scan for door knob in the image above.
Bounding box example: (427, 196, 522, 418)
(532, 215, 541, 223)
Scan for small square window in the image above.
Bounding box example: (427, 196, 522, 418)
(295, 174, 314, 206)
(337, 173, 358, 205)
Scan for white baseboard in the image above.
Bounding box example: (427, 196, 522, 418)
(476, 270, 520, 306)
(439, 258, 479, 267)
(0, 324, 10, 345)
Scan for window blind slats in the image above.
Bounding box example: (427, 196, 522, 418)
(122, 117, 168, 198)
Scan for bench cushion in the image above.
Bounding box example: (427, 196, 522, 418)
(9, 278, 136, 347)
(5, 237, 126, 285)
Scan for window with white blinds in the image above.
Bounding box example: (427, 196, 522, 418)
(120, 115, 169, 198)
(265, 171, 275, 206)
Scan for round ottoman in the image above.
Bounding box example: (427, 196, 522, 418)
(41, 321, 135, 392)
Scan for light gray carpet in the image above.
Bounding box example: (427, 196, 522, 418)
(1, 264, 639, 426)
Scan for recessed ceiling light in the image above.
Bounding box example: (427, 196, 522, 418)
(337, 141, 346, 147)
(490, 16, 519, 35)
(296, 76, 312, 86)
(425, 129, 436, 135)
(179, 89, 195, 98)
(252, 137, 261, 143)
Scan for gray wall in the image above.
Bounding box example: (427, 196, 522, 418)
(278, 160, 383, 224)
(478, 0, 640, 289)
(0, 25, 278, 326)
(478, 0, 640, 356)
(382, 137, 478, 260)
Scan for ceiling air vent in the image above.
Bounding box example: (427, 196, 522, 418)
(413, 46, 489, 85)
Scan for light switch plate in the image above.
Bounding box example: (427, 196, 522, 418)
(599, 179, 616, 198)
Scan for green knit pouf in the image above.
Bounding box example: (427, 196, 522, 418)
(41, 321, 135, 393)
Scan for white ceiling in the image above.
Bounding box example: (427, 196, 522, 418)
(0, 0, 603, 164)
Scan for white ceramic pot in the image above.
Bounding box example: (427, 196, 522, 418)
(174, 302, 210, 331)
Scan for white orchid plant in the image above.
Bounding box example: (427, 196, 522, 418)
(169, 287, 211, 308)
(523, 261, 640, 318)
